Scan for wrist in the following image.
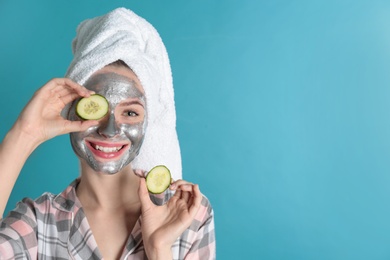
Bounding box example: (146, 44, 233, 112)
(6, 122, 42, 154)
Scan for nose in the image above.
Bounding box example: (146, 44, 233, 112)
(97, 112, 121, 138)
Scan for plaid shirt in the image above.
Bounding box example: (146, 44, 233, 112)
(0, 179, 215, 259)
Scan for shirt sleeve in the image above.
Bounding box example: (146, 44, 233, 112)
(0, 198, 38, 260)
(184, 196, 216, 260)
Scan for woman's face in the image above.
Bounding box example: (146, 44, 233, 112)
(67, 67, 147, 174)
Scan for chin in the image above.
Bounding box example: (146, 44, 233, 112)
(90, 159, 133, 175)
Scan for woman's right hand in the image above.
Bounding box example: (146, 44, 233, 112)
(13, 78, 98, 146)
(0, 78, 97, 217)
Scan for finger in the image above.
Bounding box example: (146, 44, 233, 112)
(170, 179, 193, 190)
(35, 78, 93, 103)
(55, 88, 84, 99)
(169, 179, 179, 190)
(56, 83, 94, 96)
(133, 169, 145, 178)
(173, 189, 182, 200)
(61, 78, 93, 97)
(188, 184, 202, 218)
(58, 92, 82, 106)
(187, 192, 195, 208)
(177, 184, 194, 192)
(138, 177, 153, 211)
(48, 78, 92, 97)
(181, 190, 190, 204)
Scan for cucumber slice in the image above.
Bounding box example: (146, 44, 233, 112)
(76, 94, 109, 120)
(146, 165, 172, 194)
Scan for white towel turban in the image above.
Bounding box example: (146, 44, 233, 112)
(65, 7, 182, 180)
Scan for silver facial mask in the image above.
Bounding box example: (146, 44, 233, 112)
(68, 73, 147, 174)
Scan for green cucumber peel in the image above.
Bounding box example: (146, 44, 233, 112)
(146, 165, 172, 194)
(76, 94, 109, 120)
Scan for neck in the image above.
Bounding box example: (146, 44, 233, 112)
(76, 162, 141, 211)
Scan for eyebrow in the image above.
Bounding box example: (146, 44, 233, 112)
(119, 100, 144, 107)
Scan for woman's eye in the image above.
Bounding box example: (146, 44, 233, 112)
(126, 111, 138, 117)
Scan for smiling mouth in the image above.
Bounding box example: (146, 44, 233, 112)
(89, 142, 126, 153)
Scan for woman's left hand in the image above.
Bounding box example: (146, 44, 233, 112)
(138, 178, 202, 259)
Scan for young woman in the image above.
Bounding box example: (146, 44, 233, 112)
(0, 8, 215, 260)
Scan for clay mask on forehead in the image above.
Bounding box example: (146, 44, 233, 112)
(68, 72, 147, 174)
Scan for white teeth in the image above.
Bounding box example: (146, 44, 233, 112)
(95, 145, 123, 153)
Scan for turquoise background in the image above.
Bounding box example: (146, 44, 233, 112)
(2, 0, 390, 259)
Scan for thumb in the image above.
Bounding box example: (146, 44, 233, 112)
(138, 177, 153, 211)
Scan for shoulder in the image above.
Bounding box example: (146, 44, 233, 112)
(201, 195, 213, 213)
(27, 192, 58, 214)
(176, 195, 216, 259)
(24, 192, 57, 208)
(198, 195, 214, 220)
(191, 194, 215, 232)
(0, 193, 60, 259)
(15, 178, 79, 216)
(1, 192, 57, 224)
(199, 195, 214, 217)
(24, 192, 57, 211)
(2, 178, 79, 225)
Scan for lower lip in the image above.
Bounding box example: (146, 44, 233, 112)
(86, 142, 128, 159)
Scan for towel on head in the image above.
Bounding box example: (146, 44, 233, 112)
(65, 7, 182, 180)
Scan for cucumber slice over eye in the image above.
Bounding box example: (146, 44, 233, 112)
(146, 165, 172, 194)
(76, 94, 109, 120)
